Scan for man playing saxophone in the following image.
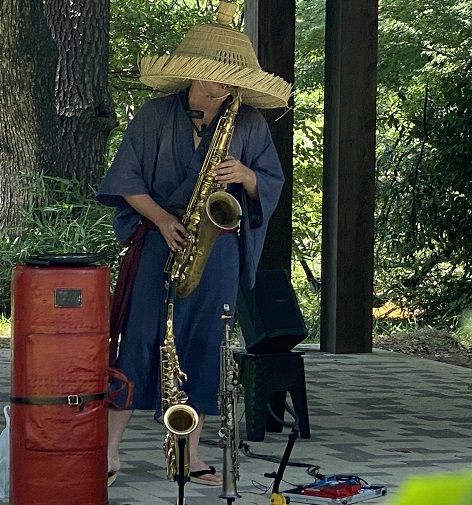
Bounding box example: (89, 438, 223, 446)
(97, 0, 290, 488)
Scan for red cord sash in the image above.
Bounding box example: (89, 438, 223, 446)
(109, 219, 158, 367)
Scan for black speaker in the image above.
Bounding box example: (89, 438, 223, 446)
(236, 269, 308, 353)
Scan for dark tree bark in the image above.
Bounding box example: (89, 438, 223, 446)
(44, 0, 117, 187)
(0, 0, 116, 229)
(0, 0, 58, 228)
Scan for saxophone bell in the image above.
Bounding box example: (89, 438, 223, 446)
(219, 438, 241, 501)
(206, 191, 242, 231)
(174, 191, 242, 298)
(164, 403, 199, 436)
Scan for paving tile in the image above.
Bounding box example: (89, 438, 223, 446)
(1, 346, 472, 504)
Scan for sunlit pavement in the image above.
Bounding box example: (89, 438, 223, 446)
(1, 344, 472, 505)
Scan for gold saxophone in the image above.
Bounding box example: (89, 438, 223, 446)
(218, 304, 243, 502)
(160, 286, 199, 484)
(165, 88, 243, 298)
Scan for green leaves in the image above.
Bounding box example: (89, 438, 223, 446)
(294, 0, 472, 333)
(375, 18, 472, 328)
(109, 0, 217, 119)
(0, 174, 122, 314)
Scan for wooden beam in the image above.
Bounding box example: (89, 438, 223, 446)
(320, 0, 378, 353)
(244, 0, 295, 272)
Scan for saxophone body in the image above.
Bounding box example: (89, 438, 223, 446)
(161, 289, 199, 482)
(218, 304, 242, 501)
(165, 89, 243, 298)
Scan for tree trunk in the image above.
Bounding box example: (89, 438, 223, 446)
(44, 0, 116, 188)
(0, 0, 116, 230)
(0, 0, 58, 229)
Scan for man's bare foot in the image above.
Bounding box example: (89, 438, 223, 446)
(108, 452, 121, 475)
(189, 459, 223, 485)
(107, 452, 120, 487)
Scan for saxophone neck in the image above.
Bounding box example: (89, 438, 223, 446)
(164, 282, 176, 336)
(228, 88, 242, 114)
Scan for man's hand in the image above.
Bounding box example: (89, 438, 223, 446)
(215, 156, 258, 199)
(157, 213, 188, 252)
(123, 194, 188, 251)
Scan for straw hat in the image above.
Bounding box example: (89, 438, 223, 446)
(139, 1, 292, 109)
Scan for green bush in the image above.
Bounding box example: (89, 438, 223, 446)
(0, 173, 122, 315)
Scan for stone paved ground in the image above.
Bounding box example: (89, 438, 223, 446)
(1, 345, 472, 505)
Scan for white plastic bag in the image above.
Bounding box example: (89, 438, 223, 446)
(0, 405, 10, 500)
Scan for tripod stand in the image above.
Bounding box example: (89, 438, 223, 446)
(263, 402, 300, 505)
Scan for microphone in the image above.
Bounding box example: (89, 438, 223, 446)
(197, 124, 207, 137)
(187, 109, 204, 119)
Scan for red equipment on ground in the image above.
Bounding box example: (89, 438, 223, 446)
(10, 259, 110, 505)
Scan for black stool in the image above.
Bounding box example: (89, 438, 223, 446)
(234, 350, 310, 442)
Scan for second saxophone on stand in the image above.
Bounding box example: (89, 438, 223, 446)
(219, 304, 243, 503)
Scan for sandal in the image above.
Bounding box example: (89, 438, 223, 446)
(189, 466, 222, 486)
(107, 471, 118, 487)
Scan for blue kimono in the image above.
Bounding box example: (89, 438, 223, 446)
(98, 90, 284, 415)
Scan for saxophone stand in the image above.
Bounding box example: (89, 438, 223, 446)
(264, 402, 300, 505)
(176, 436, 189, 505)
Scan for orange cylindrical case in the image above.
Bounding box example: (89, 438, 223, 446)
(10, 264, 109, 505)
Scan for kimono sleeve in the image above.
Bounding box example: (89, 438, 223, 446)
(97, 101, 160, 207)
(239, 109, 285, 289)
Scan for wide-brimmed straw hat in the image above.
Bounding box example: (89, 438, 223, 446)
(139, 1, 292, 109)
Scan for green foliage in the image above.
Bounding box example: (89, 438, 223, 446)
(290, 1, 325, 337)
(293, 0, 472, 335)
(0, 315, 10, 339)
(0, 174, 122, 315)
(292, 89, 323, 265)
(378, 0, 472, 91)
(292, 261, 321, 342)
(291, 89, 323, 340)
(110, 1, 213, 101)
(375, 0, 472, 329)
(108, 0, 216, 151)
(373, 316, 421, 339)
(295, 0, 325, 89)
